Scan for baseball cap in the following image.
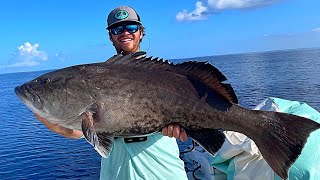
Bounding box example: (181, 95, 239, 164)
(107, 6, 141, 29)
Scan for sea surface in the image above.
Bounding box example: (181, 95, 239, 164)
(1, 48, 319, 179)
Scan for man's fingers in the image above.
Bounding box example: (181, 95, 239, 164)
(179, 128, 188, 142)
(172, 124, 180, 139)
(162, 124, 189, 141)
(162, 126, 168, 136)
(167, 124, 174, 137)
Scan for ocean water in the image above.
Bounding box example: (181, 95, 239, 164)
(1, 48, 319, 179)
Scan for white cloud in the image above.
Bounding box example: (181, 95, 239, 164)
(263, 28, 320, 39)
(312, 27, 320, 32)
(9, 42, 48, 67)
(7, 61, 40, 68)
(55, 52, 69, 62)
(207, 0, 279, 10)
(177, 0, 281, 21)
(176, 1, 209, 21)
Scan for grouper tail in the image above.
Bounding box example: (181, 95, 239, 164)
(172, 59, 320, 179)
(247, 110, 320, 179)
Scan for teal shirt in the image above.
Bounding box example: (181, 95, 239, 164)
(99, 133, 188, 180)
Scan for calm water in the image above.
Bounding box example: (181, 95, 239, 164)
(1, 48, 319, 179)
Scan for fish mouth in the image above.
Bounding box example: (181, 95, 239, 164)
(15, 85, 44, 111)
(14, 85, 28, 103)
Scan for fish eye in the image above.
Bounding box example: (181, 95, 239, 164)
(41, 78, 51, 85)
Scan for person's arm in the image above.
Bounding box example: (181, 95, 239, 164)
(34, 114, 83, 139)
(35, 114, 186, 141)
(162, 124, 188, 142)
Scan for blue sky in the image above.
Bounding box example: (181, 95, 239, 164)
(1, 0, 319, 74)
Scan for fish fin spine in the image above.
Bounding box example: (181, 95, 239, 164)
(81, 111, 113, 158)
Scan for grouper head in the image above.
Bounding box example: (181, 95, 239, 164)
(14, 65, 96, 130)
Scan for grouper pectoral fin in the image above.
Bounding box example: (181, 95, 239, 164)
(81, 110, 113, 158)
(187, 129, 225, 156)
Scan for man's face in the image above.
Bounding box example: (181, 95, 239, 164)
(109, 22, 143, 54)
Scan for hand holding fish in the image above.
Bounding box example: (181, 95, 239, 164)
(35, 113, 188, 141)
(34, 114, 83, 139)
(162, 124, 188, 142)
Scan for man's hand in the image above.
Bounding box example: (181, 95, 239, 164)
(162, 124, 188, 142)
(34, 114, 83, 139)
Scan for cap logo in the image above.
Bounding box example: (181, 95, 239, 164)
(114, 10, 129, 20)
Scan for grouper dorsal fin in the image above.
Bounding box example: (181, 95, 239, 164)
(174, 61, 238, 104)
(105, 53, 238, 104)
(105, 53, 172, 70)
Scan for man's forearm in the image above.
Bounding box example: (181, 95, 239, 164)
(34, 114, 83, 139)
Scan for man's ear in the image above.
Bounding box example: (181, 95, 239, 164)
(139, 32, 143, 42)
(109, 36, 115, 46)
(108, 31, 113, 42)
(109, 35, 113, 42)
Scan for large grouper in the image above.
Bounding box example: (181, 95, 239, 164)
(15, 53, 320, 179)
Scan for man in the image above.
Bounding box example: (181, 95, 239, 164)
(35, 6, 188, 180)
